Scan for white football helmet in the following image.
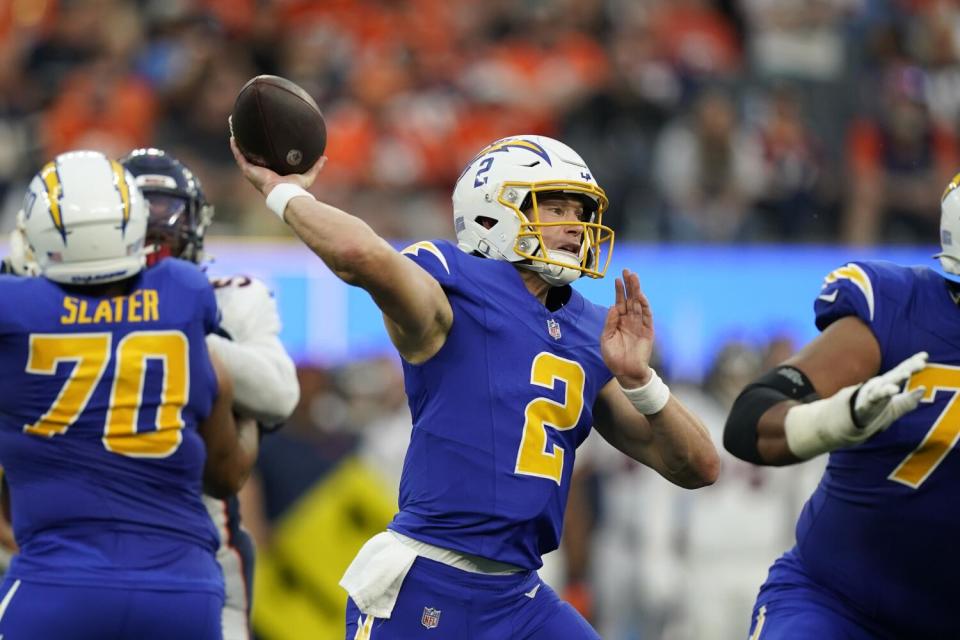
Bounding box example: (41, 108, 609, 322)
(938, 172, 960, 275)
(21, 150, 148, 284)
(937, 172, 960, 275)
(452, 135, 614, 286)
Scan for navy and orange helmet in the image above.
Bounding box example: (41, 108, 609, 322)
(120, 148, 213, 265)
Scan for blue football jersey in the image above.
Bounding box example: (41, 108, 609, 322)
(388, 240, 614, 569)
(0, 259, 223, 595)
(783, 260, 960, 637)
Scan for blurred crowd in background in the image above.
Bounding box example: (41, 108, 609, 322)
(2, 0, 960, 244)
(0, 0, 950, 639)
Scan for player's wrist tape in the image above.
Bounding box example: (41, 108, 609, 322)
(620, 369, 671, 415)
(783, 384, 860, 459)
(265, 183, 315, 220)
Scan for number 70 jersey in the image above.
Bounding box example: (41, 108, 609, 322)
(0, 259, 224, 595)
(799, 260, 960, 635)
(388, 240, 614, 570)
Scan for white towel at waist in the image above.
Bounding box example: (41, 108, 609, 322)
(339, 530, 525, 619)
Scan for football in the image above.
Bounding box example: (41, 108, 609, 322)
(230, 75, 327, 176)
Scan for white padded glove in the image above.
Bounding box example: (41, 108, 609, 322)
(784, 351, 928, 460)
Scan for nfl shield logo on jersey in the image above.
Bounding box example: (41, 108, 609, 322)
(547, 318, 561, 340)
(421, 607, 441, 629)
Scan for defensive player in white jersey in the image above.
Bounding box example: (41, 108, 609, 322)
(121, 148, 300, 640)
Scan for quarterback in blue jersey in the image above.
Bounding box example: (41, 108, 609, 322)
(232, 133, 720, 639)
(723, 176, 960, 638)
(0, 151, 258, 639)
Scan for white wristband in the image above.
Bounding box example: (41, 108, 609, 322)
(783, 385, 859, 460)
(265, 183, 315, 221)
(620, 369, 671, 415)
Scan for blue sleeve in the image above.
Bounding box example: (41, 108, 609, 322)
(176, 264, 221, 401)
(162, 259, 221, 334)
(200, 281, 220, 335)
(399, 239, 459, 288)
(813, 261, 902, 348)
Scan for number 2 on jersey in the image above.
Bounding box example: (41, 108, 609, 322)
(889, 364, 960, 488)
(515, 353, 586, 484)
(24, 331, 189, 458)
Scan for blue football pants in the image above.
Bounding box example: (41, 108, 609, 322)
(345, 556, 599, 639)
(0, 577, 223, 639)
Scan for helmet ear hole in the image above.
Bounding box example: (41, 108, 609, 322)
(476, 216, 497, 230)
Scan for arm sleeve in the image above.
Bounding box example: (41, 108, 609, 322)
(206, 278, 299, 425)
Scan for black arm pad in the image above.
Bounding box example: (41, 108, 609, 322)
(723, 366, 818, 464)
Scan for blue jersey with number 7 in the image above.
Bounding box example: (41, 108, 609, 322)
(766, 260, 960, 638)
(388, 239, 614, 570)
(0, 258, 223, 596)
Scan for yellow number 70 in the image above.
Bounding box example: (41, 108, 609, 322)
(25, 331, 189, 458)
(889, 363, 960, 488)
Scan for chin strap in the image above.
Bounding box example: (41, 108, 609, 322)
(519, 248, 582, 286)
(537, 266, 580, 287)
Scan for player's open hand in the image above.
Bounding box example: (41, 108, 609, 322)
(601, 269, 654, 388)
(229, 129, 326, 197)
(852, 351, 928, 435)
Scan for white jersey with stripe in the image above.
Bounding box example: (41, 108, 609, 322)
(205, 275, 299, 426)
(202, 274, 300, 637)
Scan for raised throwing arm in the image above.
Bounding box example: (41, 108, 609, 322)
(230, 138, 452, 364)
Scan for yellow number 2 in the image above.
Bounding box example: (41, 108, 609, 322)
(25, 331, 190, 458)
(889, 364, 960, 489)
(515, 353, 586, 484)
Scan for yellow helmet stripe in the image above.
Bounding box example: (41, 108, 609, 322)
(40, 161, 66, 240)
(943, 172, 960, 203)
(467, 138, 553, 169)
(109, 159, 132, 231)
(478, 139, 544, 156)
(823, 263, 874, 320)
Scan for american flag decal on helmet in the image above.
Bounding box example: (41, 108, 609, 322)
(421, 607, 441, 629)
